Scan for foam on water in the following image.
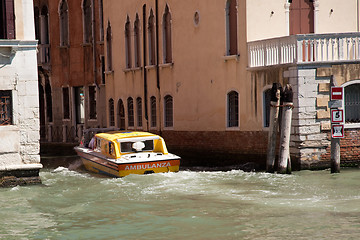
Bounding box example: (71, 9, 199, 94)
(1, 167, 360, 239)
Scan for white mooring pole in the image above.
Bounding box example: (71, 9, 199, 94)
(278, 84, 293, 174)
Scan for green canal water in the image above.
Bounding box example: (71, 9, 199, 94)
(1, 165, 360, 240)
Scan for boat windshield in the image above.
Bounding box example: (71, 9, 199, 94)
(120, 140, 154, 153)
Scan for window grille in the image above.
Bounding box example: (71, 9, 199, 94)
(345, 84, 360, 123)
(137, 97, 142, 127)
(150, 96, 157, 127)
(164, 95, 173, 127)
(227, 91, 239, 127)
(0, 90, 12, 125)
(127, 97, 134, 127)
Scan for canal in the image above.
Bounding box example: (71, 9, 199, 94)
(1, 159, 360, 239)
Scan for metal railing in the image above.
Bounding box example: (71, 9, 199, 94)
(248, 33, 360, 68)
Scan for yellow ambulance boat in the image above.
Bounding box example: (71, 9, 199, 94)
(74, 131, 180, 177)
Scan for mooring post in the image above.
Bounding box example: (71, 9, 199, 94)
(278, 84, 293, 174)
(330, 75, 341, 173)
(266, 83, 282, 173)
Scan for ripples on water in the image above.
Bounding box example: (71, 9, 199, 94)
(1, 166, 360, 240)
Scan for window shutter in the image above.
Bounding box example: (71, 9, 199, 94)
(5, 0, 15, 39)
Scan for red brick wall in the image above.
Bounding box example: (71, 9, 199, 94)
(153, 131, 269, 169)
(321, 129, 360, 167)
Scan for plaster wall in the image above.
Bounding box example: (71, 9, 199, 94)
(104, 0, 252, 132)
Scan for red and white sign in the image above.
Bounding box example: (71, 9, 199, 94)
(331, 87, 343, 100)
(331, 109, 344, 123)
(331, 124, 344, 138)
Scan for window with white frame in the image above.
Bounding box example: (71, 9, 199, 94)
(225, 0, 238, 56)
(227, 91, 239, 127)
(345, 83, 360, 124)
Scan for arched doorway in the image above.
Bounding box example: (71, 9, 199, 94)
(289, 0, 314, 35)
(117, 99, 125, 130)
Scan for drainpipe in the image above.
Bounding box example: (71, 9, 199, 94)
(155, 0, 162, 134)
(143, 4, 149, 130)
(91, 0, 99, 88)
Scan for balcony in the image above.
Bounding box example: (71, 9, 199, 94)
(248, 33, 360, 68)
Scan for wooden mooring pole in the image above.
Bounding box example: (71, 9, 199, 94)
(266, 83, 282, 173)
(278, 84, 293, 174)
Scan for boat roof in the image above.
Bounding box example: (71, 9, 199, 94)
(95, 131, 160, 142)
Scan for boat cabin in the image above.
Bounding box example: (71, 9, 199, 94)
(94, 132, 169, 159)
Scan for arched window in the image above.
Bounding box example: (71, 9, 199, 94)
(163, 5, 172, 63)
(83, 0, 92, 43)
(227, 91, 239, 127)
(117, 99, 125, 130)
(164, 95, 173, 127)
(345, 83, 360, 123)
(109, 98, 115, 126)
(225, 0, 238, 56)
(59, 0, 69, 46)
(263, 88, 272, 128)
(127, 97, 134, 127)
(136, 97, 142, 127)
(125, 16, 132, 68)
(150, 96, 157, 127)
(134, 14, 141, 67)
(148, 9, 155, 66)
(106, 21, 112, 71)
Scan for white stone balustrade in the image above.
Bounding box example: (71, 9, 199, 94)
(248, 33, 360, 68)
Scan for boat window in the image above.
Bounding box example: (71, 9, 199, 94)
(120, 140, 154, 153)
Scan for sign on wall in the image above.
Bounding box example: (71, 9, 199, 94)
(331, 124, 345, 138)
(331, 87, 343, 100)
(331, 109, 344, 123)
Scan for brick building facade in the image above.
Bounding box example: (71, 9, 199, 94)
(34, 0, 106, 144)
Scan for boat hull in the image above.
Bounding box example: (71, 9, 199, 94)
(75, 148, 180, 178)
